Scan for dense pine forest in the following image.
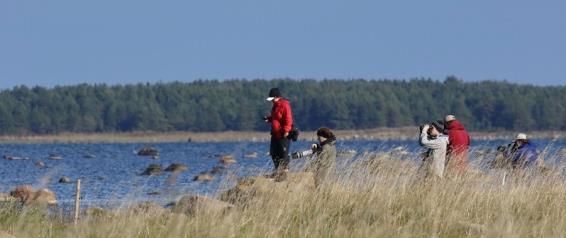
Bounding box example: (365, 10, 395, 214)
(0, 77, 564, 135)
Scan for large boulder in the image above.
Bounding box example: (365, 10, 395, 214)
(0, 193, 16, 202)
(83, 207, 113, 219)
(141, 164, 164, 176)
(220, 172, 316, 205)
(171, 195, 233, 216)
(9, 185, 57, 205)
(128, 202, 169, 215)
(138, 147, 159, 156)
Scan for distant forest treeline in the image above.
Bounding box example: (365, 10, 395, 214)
(0, 77, 565, 135)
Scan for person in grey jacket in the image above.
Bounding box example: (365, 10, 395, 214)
(308, 127, 337, 187)
(419, 122, 449, 179)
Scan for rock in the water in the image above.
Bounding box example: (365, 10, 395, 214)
(220, 172, 315, 205)
(138, 147, 159, 156)
(10, 185, 57, 205)
(35, 161, 46, 168)
(165, 163, 188, 172)
(84, 153, 96, 159)
(209, 165, 225, 175)
(219, 155, 237, 165)
(244, 152, 258, 158)
(3, 155, 28, 160)
(171, 195, 233, 216)
(337, 149, 357, 158)
(141, 164, 164, 176)
(193, 173, 214, 182)
(48, 154, 62, 160)
(58, 176, 73, 184)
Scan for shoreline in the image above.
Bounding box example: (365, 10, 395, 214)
(0, 128, 564, 144)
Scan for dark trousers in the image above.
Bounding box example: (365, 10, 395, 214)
(270, 136, 290, 170)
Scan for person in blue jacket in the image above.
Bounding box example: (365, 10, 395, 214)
(505, 133, 539, 169)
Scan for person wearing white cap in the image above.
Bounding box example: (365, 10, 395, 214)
(444, 115, 471, 172)
(264, 88, 294, 177)
(505, 133, 539, 169)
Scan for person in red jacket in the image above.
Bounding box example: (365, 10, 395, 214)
(264, 88, 294, 174)
(444, 115, 471, 172)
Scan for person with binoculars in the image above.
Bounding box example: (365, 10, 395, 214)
(419, 121, 449, 179)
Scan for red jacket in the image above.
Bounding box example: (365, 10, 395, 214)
(446, 120, 470, 154)
(267, 98, 293, 139)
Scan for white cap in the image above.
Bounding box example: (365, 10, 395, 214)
(445, 115, 456, 122)
(516, 133, 527, 140)
(266, 97, 275, 101)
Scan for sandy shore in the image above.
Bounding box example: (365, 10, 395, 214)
(0, 128, 563, 144)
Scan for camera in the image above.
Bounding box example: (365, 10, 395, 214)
(291, 143, 318, 159)
(291, 150, 313, 160)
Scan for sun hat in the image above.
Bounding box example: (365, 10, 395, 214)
(516, 133, 527, 140)
(445, 115, 456, 122)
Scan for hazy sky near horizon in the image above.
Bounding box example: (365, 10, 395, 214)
(1, 0, 565, 89)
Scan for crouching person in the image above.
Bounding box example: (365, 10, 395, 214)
(419, 122, 449, 179)
(307, 128, 337, 187)
(506, 133, 540, 170)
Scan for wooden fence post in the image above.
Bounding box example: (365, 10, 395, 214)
(74, 179, 81, 224)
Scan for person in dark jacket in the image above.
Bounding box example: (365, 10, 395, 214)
(308, 127, 337, 187)
(505, 133, 539, 169)
(444, 115, 471, 172)
(264, 88, 294, 173)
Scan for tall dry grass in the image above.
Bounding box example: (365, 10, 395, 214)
(1, 151, 565, 238)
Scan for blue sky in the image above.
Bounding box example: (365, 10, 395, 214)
(1, 0, 565, 88)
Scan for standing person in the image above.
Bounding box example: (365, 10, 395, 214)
(419, 122, 449, 179)
(505, 133, 539, 169)
(308, 127, 337, 187)
(444, 115, 471, 172)
(264, 88, 294, 175)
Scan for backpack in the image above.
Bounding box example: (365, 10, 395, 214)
(287, 126, 300, 142)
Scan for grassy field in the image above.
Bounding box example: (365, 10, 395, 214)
(0, 128, 563, 143)
(1, 151, 565, 238)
